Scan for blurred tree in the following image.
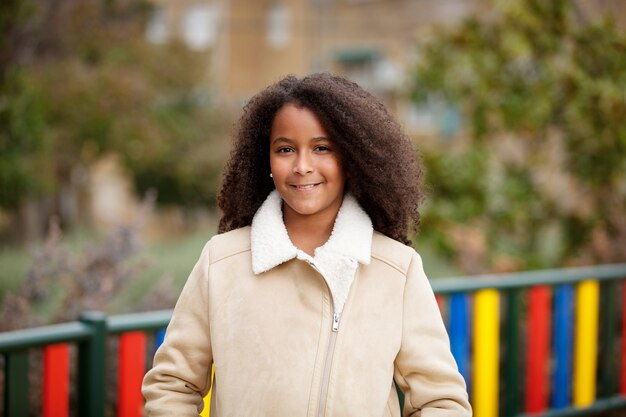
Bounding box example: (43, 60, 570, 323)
(412, 0, 626, 271)
(0, 0, 227, 241)
(0, 0, 51, 210)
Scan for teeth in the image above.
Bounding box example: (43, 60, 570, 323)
(296, 184, 315, 190)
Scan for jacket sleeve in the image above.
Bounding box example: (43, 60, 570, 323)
(142, 241, 213, 416)
(393, 251, 472, 417)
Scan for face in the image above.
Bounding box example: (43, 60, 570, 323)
(269, 104, 345, 227)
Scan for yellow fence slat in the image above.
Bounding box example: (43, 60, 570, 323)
(200, 366, 215, 417)
(473, 289, 500, 417)
(574, 279, 599, 407)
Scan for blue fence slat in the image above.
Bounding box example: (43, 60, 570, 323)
(154, 328, 166, 351)
(552, 284, 574, 409)
(449, 293, 471, 389)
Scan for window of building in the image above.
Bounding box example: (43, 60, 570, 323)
(334, 49, 400, 94)
(407, 98, 461, 139)
(267, 4, 291, 50)
(181, 4, 219, 50)
(334, 49, 379, 90)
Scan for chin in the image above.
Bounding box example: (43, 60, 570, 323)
(283, 197, 329, 215)
(290, 204, 321, 216)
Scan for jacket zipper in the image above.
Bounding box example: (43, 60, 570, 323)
(304, 257, 344, 417)
(317, 322, 338, 417)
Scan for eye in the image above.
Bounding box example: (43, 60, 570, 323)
(276, 147, 294, 153)
(314, 145, 331, 152)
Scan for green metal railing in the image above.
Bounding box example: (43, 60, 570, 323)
(0, 309, 172, 417)
(1, 263, 625, 417)
(432, 263, 626, 293)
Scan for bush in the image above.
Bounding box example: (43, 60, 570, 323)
(413, 0, 626, 271)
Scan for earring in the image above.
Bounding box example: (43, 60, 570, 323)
(269, 173, 273, 178)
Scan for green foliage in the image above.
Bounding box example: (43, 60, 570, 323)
(413, 0, 626, 270)
(0, 70, 54, 208)
(0, 0, 228, 216)
(419, 146, 488, 261)
(422, 146, 488, 223)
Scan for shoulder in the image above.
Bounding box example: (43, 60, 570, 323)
(204, 226, 252, 264)
(370, 231, 423, 275)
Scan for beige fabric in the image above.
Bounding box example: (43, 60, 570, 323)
(142, 227, 472, 417)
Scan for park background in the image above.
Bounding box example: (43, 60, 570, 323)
(1, 0, 626, 415)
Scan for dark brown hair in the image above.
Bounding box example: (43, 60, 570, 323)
(217, 73, 423, 245)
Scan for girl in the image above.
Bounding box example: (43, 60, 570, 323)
(142, 73, 472, 417)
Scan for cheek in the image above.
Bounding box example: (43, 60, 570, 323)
(269, 157, 291, 184)
(269, 154, 283, 173)
(326, 158, 345, 184)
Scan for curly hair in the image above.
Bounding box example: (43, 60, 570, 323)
(217, 73, 424, 245)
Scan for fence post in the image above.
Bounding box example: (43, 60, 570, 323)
(4, 350, 29, 417)
(598, 281, 618, 397)
(504, 289, 521, 416)
(78, 311, 107, 417)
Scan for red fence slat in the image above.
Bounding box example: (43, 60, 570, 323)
(526, 286, 551, 414)
(118, 331, 147, 417)
(43, 343, 70, 417)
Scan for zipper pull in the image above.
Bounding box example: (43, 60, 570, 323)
(332, 313, 340, 332)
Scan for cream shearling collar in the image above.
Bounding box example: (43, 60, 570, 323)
(250, 190, 373, 314)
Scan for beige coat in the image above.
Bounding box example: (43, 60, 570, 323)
(142, 194, 471, 417)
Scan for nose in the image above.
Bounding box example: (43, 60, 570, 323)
(293, 151, 313, 175)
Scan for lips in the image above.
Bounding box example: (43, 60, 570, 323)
(291, 183, 321, 190)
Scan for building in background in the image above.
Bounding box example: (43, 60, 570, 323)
(146, 0, 626, 138)
(145, 0, 491, 137)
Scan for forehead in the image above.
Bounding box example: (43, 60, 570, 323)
(270, 104, 328, 137)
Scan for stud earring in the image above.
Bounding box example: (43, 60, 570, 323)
(269, 173, 273, 178)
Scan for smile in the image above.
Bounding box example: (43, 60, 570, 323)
(291, 183, 321, 191)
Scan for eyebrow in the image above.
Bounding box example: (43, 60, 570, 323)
(271, 136, 330, 145)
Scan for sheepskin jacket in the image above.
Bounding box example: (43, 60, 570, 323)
(142, 193, 472, 417)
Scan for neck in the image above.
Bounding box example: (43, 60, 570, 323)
(283, 207, 338, 256)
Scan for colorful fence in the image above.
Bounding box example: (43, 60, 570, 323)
(434, 263, 626, 417)
(1, 263, 625, 417)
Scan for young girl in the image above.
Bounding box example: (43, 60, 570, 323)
(142, 73, 472, 417)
